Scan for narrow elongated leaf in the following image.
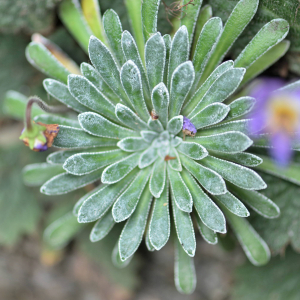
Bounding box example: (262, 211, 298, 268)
(101, 152, 141, 184)
(190, 103, 230, 129)
(163, 34, 171, 84)
(182, 170, 226, 233)
(117, 137, 149, 152)
(113, 167, 151, 222)
(180, 155, 226, 195)
(145, 225, 155, 251)
(34, 115, 80, 128)
(120, 60, 150, 122)
(145, 33, 166, 90)
(167, 26, 189, 88)
(151, 83, 169, 129)
(63, 150, 128, 175)
(148, 118, 164, 132)
(234, 19, 289, 69)
(169, 61, 195, 119)
(52, 126, 117, 149)
(119, 185, 153, 261)
(78, 170, 137, 223)
(194, 213, 218, 245)
(201, 156, 266, 190)
(168, 147, 182, 172)
(112, 241, 134, 268)
(226, 97, 256, 121)
(172, 196, 196, 257)
(139, 146, 158, 168)
(167, 116, 183, 135)
(103, 9, 125, 66)
(141, 0, 160, 42)
(41, 168, 103, 195)
(194, 131, 253, 153)
(90, 208, 115, 242)
(149, 158, 166, 198)
(177, 142, 208, 160)
(168, 166, 192, 213)
(78, 112, 138, 139)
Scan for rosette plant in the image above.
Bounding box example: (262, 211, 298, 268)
(11, 0, 300, 294)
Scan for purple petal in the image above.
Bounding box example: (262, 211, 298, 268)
(183, 116, 197, 135)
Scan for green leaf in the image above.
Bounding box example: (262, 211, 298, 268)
(117, 137, 149, 152)
(112, 241, 134, 268)
(44, 212, 84, 249)
(167, 166, 192, 213)
(139, 146, 158, 169)
(168, 147, 182, 172)
(103, 9, 125, 66)
(141, 130, 158, 143)
(101, 152, 141, 184)
(22, 163, 64, 187)
(43, 79, 89, 113)
(180, 155, 226, 195)
(194, 131, 253, 153)
(145, 33, 166, 91)
(177, 141, 208, 160)
(169, 61, 195, 119)
(78, 170, 137, 223)
(151, 82, 169, 129)
(112, 167, 151, 222)
(119, 185, 153, 261)
(234, 19, 289, 69)
(167, 116, 183, 135)
(226, 97, 256, 121)
(78, 112, 138, 139)
(163, 34, 171, 84)
(181, 170, 226, 233)
(90, 208, 115, 242)
(68, 75, 117, 121)
(41, 168, 103, 195)
(149, 183, 170, 250)
(149, 157, 166, 198)
(145, 223, 155, 251)
(194, 212, 218, 245)
(171, 195, 196, 257)
(34, 114, 80, 128)
(190, 103, 230, 129)
(52, 125, 117, 149)
(174, 236, 197, 294)
(63, 150, 128, 175)
(148, 118, 164, 132)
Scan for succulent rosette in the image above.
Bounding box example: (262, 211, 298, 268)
(12, 0, 300, 294)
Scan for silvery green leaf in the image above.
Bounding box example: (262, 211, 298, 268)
(22, 163, 64, 187)
(180, 155, 226, 195)
(228, 183, 280, 219)
(214, 192, 250, 217)
(234, 19, 289, 69)
(115, 103, 149, 131)
(119, 185, 153, 261)
(194, 131, 253, 153)
(219, 201, 270, 266)
(167, 116, 183, 135)
(177, 141, 208, 160)
(90, 208, 115, 242)
(78, 170, 137, 223)
(191, 17, 222, 92)
(141, 130, 159, 143)
(80, 63, 119, 104)
(171, 196, 196, 257)
(201, 156, 266, 190)
(190, 103, 230, 129)
(40, 168, 103, 195)
(151, 83, 169, 129)
(181, 170, 226, 233)
(101, 152, 140, 184)
(226, 97, 256, 121)
(149, 183, 170, 250)
(168, 147, 182, 172)
(168, 166, 192, 213)
(145, 225, 155, 251)
(44, 212, 83, 250)
(52, 126, 117, 149)
(78, 112, 138, 139)
(43, 79, 89, 113)
(188, 68, 246, 118)
(141, 0, 160, 41)
(120, 60, 150, 122)
(117, 137, 149, 152)
(139, 146, 158, 168)
(113, 167, 151, 222)
(103, 9, 125, 66)
(194, 212, 218, 245)
(63, 150, 128, 175)
(145, 33, 166, 91)
(182, 60, 234, 116)
(277, 80, 300, 93)
(34, 114, 80, 128)
(174, 236, 196, 294)
(112, 241, 133, 268)
(167, 26, 189, 88)
(171, 136, 182, 147)
(68, 75, 118, 122)
(163, 34, 171, 84)
(169, 61, 195, 119)
(148, 118, 164, 132)
(149, 157, 166, 198)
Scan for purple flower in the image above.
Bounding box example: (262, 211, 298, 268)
(182, 116, 197, 137)
(248, 78, 300, 167)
